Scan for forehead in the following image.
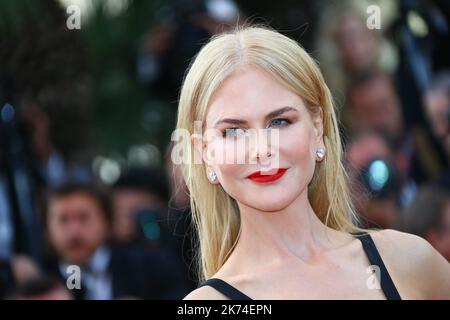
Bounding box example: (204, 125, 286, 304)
(205, 66, 305, 125)
(336, 15, 365, 35)
(354, 77, 393, 97)
(49, 192, 99, 212)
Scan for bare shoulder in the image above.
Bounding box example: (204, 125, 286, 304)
(369, 229, 431, 255)
(369, 229, 450, 299)
(183, 285, 229, 300)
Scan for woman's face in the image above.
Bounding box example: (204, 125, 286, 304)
(198, 66, 325, 212)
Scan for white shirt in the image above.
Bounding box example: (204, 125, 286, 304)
(60, 246, 113, 300)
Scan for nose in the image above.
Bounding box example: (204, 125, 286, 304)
(248, 129, 277, 166)
(65, 219, 84, 237)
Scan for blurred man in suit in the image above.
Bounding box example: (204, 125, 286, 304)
(43, 182, 189, 299)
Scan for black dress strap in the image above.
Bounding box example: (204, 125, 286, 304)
(353, 232, 402, 300)
(198, 278, 252, 300)
(199, 233, 401, 300)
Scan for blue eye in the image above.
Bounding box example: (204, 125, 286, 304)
(269, 118, 290, 128)
(223, 128, 245, 138)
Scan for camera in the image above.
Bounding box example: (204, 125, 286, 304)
(359, 158, 399, 199)
(134, 206, 163, 242)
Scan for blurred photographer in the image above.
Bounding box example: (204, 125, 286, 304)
(346, 131, 402, 229)
(403, 186, 450, 262)
(112, 167, 195, 291)
(43, 182, 189, 299)
(112, 167, 173, 246)
(424, 71, 450, 162)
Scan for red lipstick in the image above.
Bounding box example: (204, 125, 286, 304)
(246, 168, 288, 183)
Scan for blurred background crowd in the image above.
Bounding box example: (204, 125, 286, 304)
(0, 0, 449, 299)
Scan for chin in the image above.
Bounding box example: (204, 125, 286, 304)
(238, 190, 300, 213)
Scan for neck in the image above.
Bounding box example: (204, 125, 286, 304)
(228, 190, 351, 272)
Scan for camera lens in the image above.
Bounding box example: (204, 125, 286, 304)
(360, 158, 398, 198)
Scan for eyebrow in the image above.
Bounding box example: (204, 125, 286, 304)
(214, 106, 298, 127)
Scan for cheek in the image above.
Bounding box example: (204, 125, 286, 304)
(211, 162, 245, 204)
(279, 126, 315, 166)
(211, 139, 246, 183)
(49, 221, 64, 240)
(206, 137, 249, 174)
(215, 163, 243, 181)
(278, 127, 318, 192)
(207, 136, 248, 165)
(87, 218, 107, 238)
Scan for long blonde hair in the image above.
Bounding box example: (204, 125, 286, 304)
(176, 25, 363, 282)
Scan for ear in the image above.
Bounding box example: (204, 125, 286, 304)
(191, 133, 204, 163)
(312, 107, 325, 145)
(191, 133, 220, 184)
(191, 133, 213, 166)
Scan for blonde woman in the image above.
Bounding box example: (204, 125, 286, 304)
(175, 26, 450, 300)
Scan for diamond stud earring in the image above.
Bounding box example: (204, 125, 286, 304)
(316, 148, 325, 161)
(208, 170, 217, 182)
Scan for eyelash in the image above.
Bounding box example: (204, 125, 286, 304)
(221, 118, 292, 138)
